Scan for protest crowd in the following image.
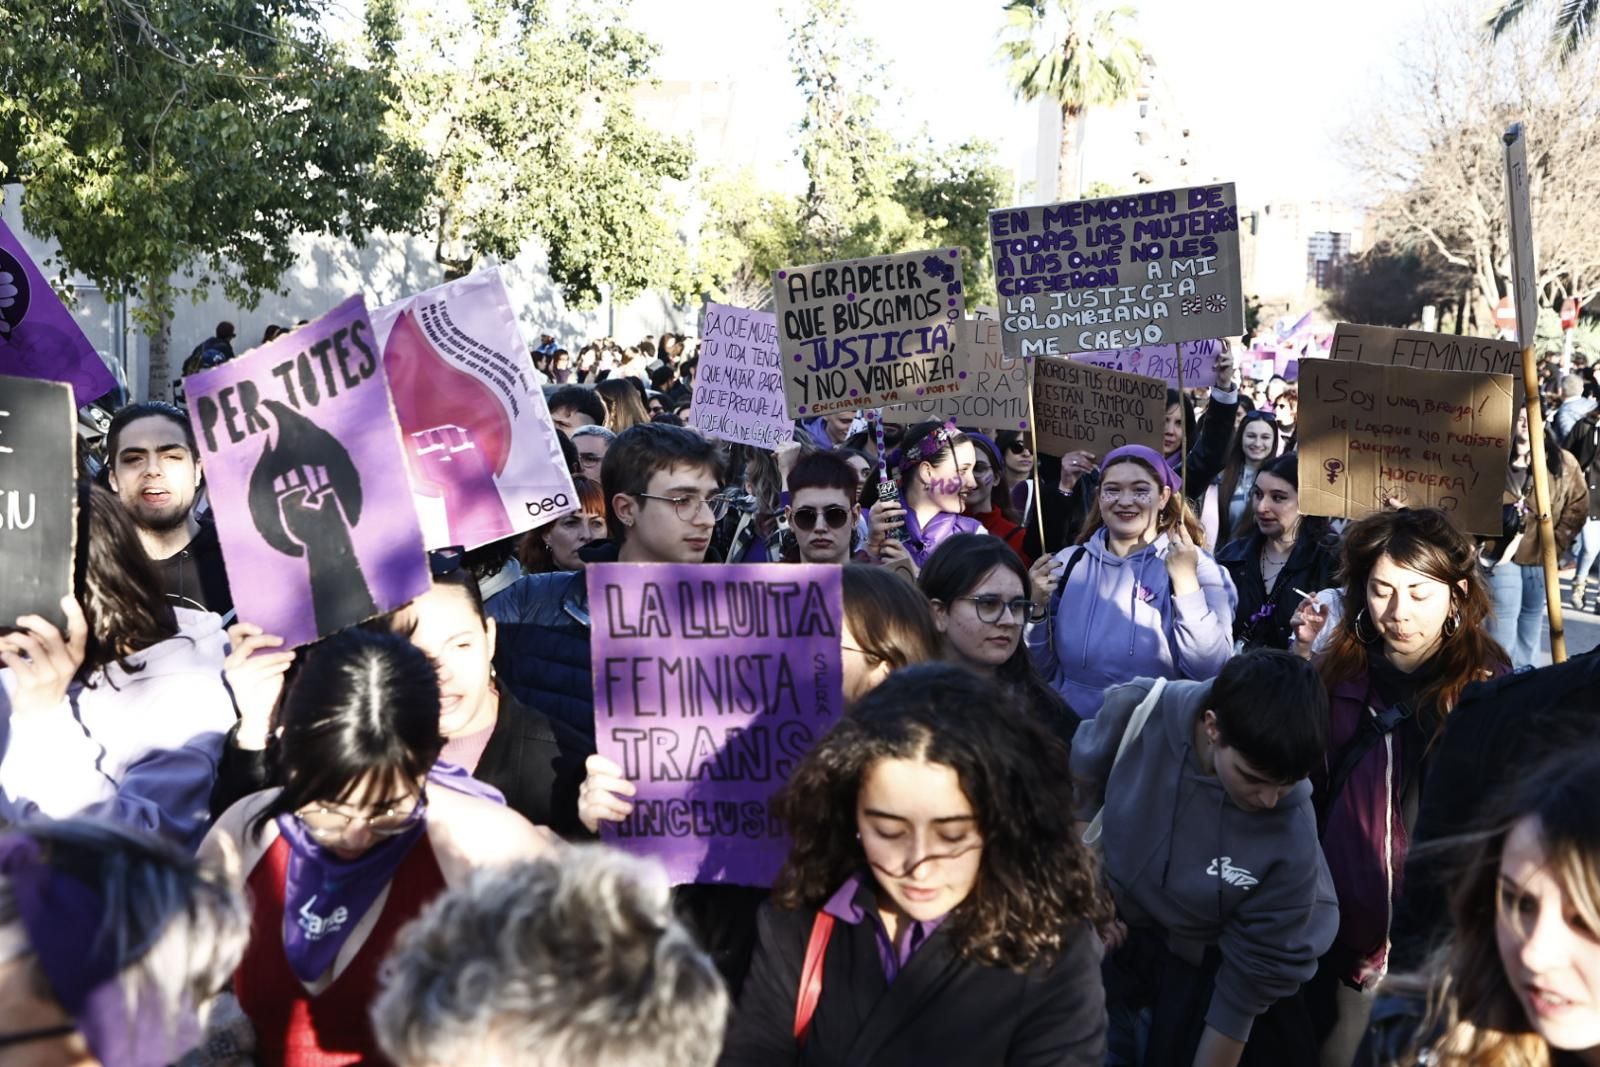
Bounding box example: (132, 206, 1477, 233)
(2, 171, 1600, 1067)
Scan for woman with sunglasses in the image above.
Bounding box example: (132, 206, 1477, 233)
(919, 535, 1077, 746)
(963, 435, 1032, 565)
(204, 628, 553, 1067)
(719, 664, 1109, 1065)
(995, 430, 1038, 520)
(1201, 411, 1281, 551)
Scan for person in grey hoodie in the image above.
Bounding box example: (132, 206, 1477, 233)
(1028, 444, 1236, 719)
(1071, 650, 1338, 1067)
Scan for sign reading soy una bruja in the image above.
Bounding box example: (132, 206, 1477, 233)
(1297, 359, 1514, 536)
(774, 248, 966, 419)
(988, 182, 1243, 360)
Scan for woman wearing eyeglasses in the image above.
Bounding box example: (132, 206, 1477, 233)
(718, 664, 1109, 1066)
(963, 435, 1032, 565)
(919, 535, 1078, 747)
(204, 628, 553, 1067)
(1027, 445, 1237, 721)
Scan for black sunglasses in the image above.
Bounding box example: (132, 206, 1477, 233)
(792, 505, 851, 532)
(1005, 440, 1032, 455)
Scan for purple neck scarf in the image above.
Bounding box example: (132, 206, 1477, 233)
(901, 509, 979, 568)
(274, 814, 427, 984)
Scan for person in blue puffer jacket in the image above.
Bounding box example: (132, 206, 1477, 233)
(1027, 444, 1236, 720)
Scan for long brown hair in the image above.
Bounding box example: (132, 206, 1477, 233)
(1318, 508, 1508, 730)
(1387, 746, 1600, 1066)
(1077, 455, 1205, 545)
(771, 664, 1111, 971)
(595, 378, 650, 433)
(78, 482, 180, 679)
(1215, 411, 1280, 543)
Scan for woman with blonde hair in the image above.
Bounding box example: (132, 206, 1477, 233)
(595, 377, 651, 433)
(1363, 744, 1600, 1067)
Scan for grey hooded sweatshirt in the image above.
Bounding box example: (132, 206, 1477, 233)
(1070, 677, 1338, 1043)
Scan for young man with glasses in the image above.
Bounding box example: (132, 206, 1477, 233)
(488, 424, 727, 735)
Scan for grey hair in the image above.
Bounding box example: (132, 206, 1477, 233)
(372, 847, 728, 1067)
(570, 425, 618, 443)
(0, 818, 247, 1053)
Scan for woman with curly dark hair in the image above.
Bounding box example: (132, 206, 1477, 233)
(718, 663, 1109, 1066)
(1290, 507, 1512, 1065)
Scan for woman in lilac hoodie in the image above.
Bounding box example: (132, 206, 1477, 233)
(1027, 445, 1236, 719)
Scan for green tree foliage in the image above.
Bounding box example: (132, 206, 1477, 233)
(689, 0, 1007, 309)
(0, 0, 430, 391)
(391, 0, 692, 305)
(1324, 241, 1471, 330)
(1487, 0, 1596, 59)
(998, 0, 1143, 202)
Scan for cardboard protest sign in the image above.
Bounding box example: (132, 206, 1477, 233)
(0, 376, 75, 631)
(989, 183, 1243, 359)
(588, 562, 845, 887)
(373, 270, 577, 550)
(1330, 323, 1521, 376)
(1503, 124, 1538, 346)
(774, 248, 965, 418)
(883, 315, 1032, 432)
(0, 220, 116, 408)
(692, 303, 790, 449)
(1297, 359, 1514, 536)
(1067, 338, 1221, 388)
(1031, 356, 1166, 457)
(185, 296, 430, 648)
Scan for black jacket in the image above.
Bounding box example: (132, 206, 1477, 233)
(1215, 528, 1339, 651)
(156, 519, 234, 619)
(208, 689, 592, 838)
(719, 894, 1106, 1067)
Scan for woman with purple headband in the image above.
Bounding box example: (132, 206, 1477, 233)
(1027, 444, 1236, 720)
(867, 420, 984, 569)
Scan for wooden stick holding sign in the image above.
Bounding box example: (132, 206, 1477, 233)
(1026, 373, 1047, 550)
(1505, 122, 1567, 663)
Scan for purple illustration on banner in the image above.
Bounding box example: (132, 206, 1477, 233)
(587, 562, 845, 887)
(184, 295, 430, 648)
(373, 270, 577, 550)
(0, 220, 116, 407)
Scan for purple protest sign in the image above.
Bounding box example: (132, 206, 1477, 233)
(0, 219, 116, 408)
(373, 270, 578, 550)
(588, 562, 845, 887)
(184, 295, 430, 648)
(1066, 338, 1221, 387)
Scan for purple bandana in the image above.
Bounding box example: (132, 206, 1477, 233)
(0, 835, 197, 1067)
(1102, 443, 1182, 491)
(901, 509, 982, 568)
(275, 814, 427, 984)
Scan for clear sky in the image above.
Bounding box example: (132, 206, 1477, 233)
(632, 0, 1430, 207)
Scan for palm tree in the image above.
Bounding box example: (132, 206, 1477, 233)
(998, 0, 1143, 203)
(1487, 0, 1596, 59)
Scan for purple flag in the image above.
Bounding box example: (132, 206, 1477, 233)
(0, 219, 116, 408)
(184, 296, 430, 648)
(588, 562, 845, 887)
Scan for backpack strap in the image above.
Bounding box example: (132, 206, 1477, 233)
(793, 911, 836, 1046)
(1317, 699, 1416, 836)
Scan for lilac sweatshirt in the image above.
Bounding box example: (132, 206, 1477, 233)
(0, 608, 233, 851)
(1027, 529, 1236, 719)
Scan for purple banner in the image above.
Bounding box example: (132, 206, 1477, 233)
(184, 296, 430, 648)
(588, 562, 845, 887)
(373, 270, 578, 550)
(0, 220, 116, 408)
(1066, 338, 1221, 387)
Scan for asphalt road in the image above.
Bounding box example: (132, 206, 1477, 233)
(1532, 571, 1600, 665)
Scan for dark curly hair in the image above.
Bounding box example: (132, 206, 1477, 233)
(771, 663, 1110, 971)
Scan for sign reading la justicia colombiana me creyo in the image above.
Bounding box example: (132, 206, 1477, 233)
(988, 183, 1243, 358)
